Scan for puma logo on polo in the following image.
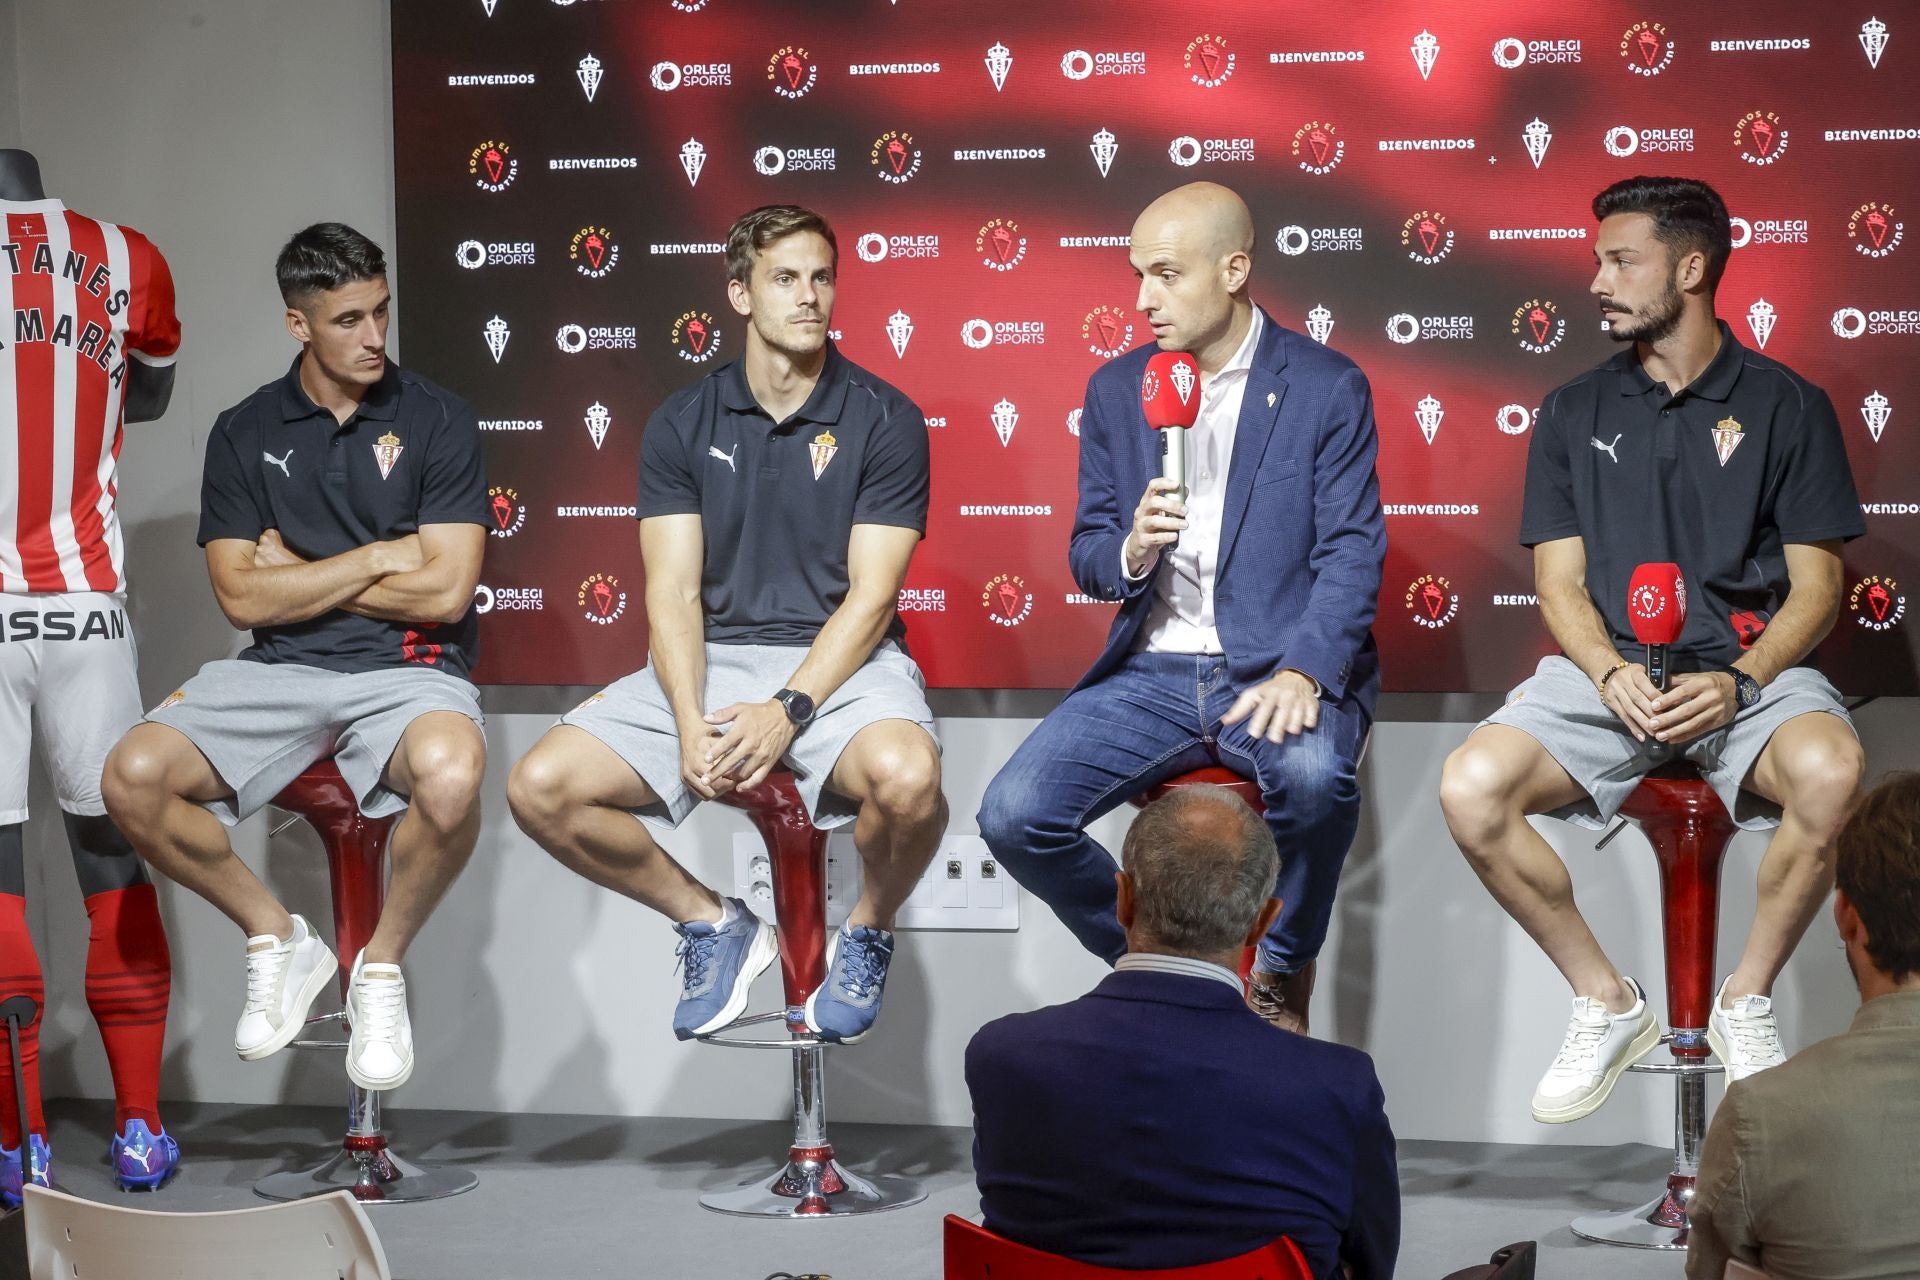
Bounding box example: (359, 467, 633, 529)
(263, 450, 293, 477)
(708, 443, 739, 473)
(1589, 434, 1622, 464)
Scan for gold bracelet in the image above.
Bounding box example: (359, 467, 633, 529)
(1596, 660, 1630, 695)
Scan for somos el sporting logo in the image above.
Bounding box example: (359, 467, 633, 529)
(1185, 33, 1235, 87)
(1512, 299, 1567, 353)
(982, 573, 1035, 627)
(1291, 121, 1345, 175)
(1402, 210, 1454, 264)
(1620, 20, 1675, 75)
(670, 310, 721, 363)
(1406, 574, 1461, 629)
(1849, 202, 1904, 258)
(487, 485, 527, 538)
(468, 140, 518, 192)
(1083, 305, 1133, 358)
(871, 130, 923, 184)
(1850, 575, 1907, 631)
(1735, 110, 1789, 165)
(767, 46, 819, 98)
(976, 218, 1028, 270)
(569, 226, 619, 278)
(578, 573, 628, 625)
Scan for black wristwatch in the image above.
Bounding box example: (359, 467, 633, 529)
(1721, 666, 1761, 710)
(773, 687, 817, 728)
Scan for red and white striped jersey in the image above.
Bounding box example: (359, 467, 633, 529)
(0, 199, 181, 595)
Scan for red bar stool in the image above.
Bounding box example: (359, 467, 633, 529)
(1130, 767, 1265, 983)
(1571, 761, 1735, 1250)
(253, 760, 477, 1204)
(695, 768, 924, 1218)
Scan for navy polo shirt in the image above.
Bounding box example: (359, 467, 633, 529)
(197, 357, 490, 678)
(1521, 322, 1864, 671)
(637, 344, 929, 648)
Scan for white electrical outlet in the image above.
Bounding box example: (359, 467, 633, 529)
(731, 833, 1019, 931)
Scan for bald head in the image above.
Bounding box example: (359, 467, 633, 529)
(1128, 183, 1256, 363)
(1133, 182, 1255, 270)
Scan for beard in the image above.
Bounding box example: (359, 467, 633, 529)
(1604, 270, 1685, 345)
(751, 312, 829, 361)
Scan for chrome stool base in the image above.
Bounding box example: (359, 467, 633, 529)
(701, 1151, 924, 1218)
(1571, 1187, 1691, 1250)
(1571, 1035, 1719, 1250)
(256, 1138, 478, 1205)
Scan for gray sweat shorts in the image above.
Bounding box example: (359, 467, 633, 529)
(144, 659, 485, 826)
(560, 641, 939, 830)
(1480, 654, 1854, 832)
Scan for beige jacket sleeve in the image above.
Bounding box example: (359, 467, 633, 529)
(1687, 1083, 1761, 1279)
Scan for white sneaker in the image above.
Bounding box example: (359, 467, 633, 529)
(1707, 978, 1786, 1082)
(1531, 977, 1661, 1123)
(235, 915, 337, 1061)
(345, 951, 413, 1091)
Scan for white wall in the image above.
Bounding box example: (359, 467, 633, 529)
(10, 0, 1913, 1148)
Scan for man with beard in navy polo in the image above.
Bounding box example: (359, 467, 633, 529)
(1442, 177, 1866, 1125)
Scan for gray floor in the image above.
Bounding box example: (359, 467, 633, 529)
(30, 1099, 1687, 1278)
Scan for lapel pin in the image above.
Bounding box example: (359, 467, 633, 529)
(1267, 392, 1276, 408)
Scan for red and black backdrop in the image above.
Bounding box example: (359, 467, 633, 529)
(391, 0, 1918, 693)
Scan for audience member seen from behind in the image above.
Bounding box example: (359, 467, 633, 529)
(1688, 771, 1920, 1280)
(966, 787, 1399, 1279)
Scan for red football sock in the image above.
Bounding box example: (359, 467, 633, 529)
(83, 885, 171, 1133)
(0, 894, 46, 1148)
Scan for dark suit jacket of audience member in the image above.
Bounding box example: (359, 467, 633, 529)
(966, 968, 1400, 1279)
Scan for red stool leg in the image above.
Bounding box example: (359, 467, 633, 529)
(255, 765, 476, 1205)
(699, 775, 925, 1218)
(1573, 775, 1736, 1250)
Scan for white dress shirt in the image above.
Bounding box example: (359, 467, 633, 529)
(1114, 951, 1244, 993)
(1124, 307, 1264, 655)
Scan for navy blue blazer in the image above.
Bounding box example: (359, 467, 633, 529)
(1068, 309, 1387, 716)
(966, 969, 1400, 1279)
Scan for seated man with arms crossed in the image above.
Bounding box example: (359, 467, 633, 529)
(509, 205, 943, 1045)
(1688, 772, 1920, 1280)
(967, 787, 1399, 1279)
(104, 223, 489, 1092)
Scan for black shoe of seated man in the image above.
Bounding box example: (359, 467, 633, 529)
(1246, 960, 1315, 1036)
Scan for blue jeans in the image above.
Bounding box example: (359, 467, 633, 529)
(977, 652, 1367, 973)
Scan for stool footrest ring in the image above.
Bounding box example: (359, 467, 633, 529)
(288, 1039, 350, 1051)
(695, 1010, 830, 1050)
(1627, 1059, 1724, 1076)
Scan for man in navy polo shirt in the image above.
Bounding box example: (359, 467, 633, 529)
(1441, 177, 1866, 1123)
(509, 205, 943, 1045)
(103, 224, 490, 1094)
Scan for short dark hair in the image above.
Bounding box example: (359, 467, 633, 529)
(1592, 176, 1733, 292)
(725, 205, 837, 285)
(276, 222, 387, 309)
(1836, 772, 1920, 982)
(1121, 787, 1278, 956)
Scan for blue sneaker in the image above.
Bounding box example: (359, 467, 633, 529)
(804, 924, 895, 1044)
(671, 901, 777, 1040)
(111, 1119, 180, 1191)
(0, 1134, 51, 1207)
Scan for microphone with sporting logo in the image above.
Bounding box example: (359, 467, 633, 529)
(1627, 562, 1687, 692)
(1141, 349, 1201, 501)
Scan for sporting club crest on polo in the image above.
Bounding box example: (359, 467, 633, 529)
(810, 430, 839, 479)
(373, 431, 404, 480)
(1712, 415, 1744, 466)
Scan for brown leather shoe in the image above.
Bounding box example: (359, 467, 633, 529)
(1246, 960, 1316, 1035)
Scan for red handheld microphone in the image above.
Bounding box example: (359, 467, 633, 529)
(1141, 350, 1201, 500)
(1627, 562, 1687, 691)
